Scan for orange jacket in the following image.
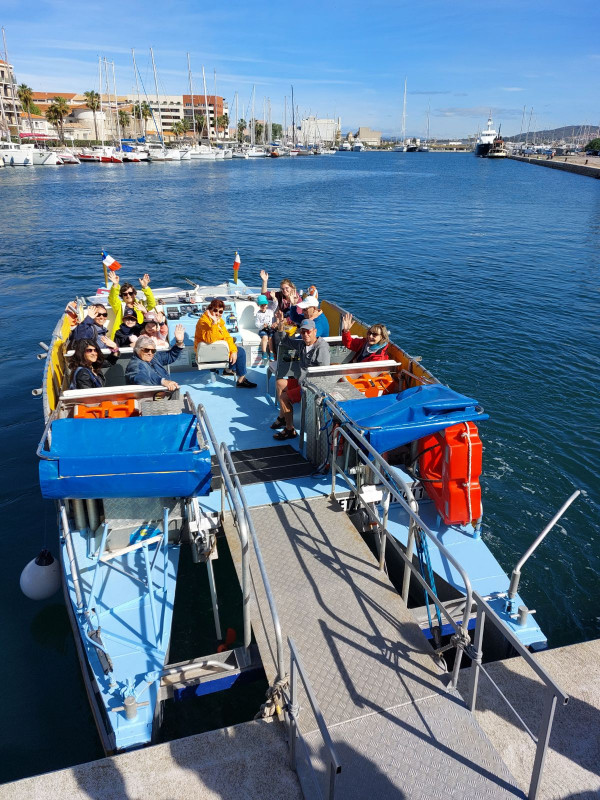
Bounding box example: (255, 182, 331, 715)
(194, 311, 237, 353)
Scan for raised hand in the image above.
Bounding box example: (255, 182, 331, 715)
(108, 270, 119, 285)
(342, 312, 353, 331)
(133, 301, 146, 313)
(100, 335, 118, 350)
(139, 273, 150, 289)
(260, 269, 269, 283)
(174, 324, 185, 345)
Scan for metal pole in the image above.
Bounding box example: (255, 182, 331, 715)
(162, 507, 169, 590)
(73, 498, 87, 531)
(85, 499, 99, 534)
(528, 691, 558, 800)
(142, 542, 159, 644)
(60, 504, 84, 611)
(88, 523, 109, 613)
(401, 518, 416, 603)
(467, 604, 485, 711)
(509, 490, 580, 599)
(378, 489, 390, 571)
(187, 53, 196, 142)
(289, 654, 297, 770)
(206, 558, 222, 641)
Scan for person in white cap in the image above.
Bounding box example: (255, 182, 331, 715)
(296, 295, 330, 338)
(272, 318, 330, 440)
(254, 294, 278, 365)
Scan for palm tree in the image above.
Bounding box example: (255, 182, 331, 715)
(118, 110, 130, 135)
(133, 101, 152, 139)
(171, 120, 184, 141)
(237, 118, 246, 144)
(84, 90, 100, 141)
(194, 112, 206, 139)
(217, 113, 229, 137)
(45, 96, 69, 143)
(17, 84, 35, 139)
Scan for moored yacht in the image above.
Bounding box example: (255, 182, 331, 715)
(474, 116, 497, 157)
(487, 134, 508, 159)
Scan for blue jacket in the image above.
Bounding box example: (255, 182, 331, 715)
(72, 316, 108, 347)
(125, 344, 184, 386)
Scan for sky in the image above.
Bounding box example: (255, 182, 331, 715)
(2, 0, 599, 139)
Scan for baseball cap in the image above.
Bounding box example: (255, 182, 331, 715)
(299, 319, 316, 331)
(256, 294, 268, 305)
(298, 296, 319, 309)
(144, 312, 159, 322)
(123, 308, 137, 320)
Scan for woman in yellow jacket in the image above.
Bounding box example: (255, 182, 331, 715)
(194, 299, 256, 388)
(107, 269, 156, 338)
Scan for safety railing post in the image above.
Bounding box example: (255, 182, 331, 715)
(378, 489, 390, 571)
(467, 603, 485, 712)
(60, 503, 83, 611)
(528, 690, 558, 800)
(401, 518, 417, 604)
(142, 542, 159, 645)
(162, 507, 169, 592)
(289, 653, 297, 771)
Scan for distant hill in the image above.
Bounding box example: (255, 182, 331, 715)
(504, 125, 598, 143)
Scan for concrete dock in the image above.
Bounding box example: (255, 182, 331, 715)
(457, 639, 600, 800)
(509, 154, 600, 179)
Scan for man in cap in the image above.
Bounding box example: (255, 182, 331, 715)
(296, 295, 330, 338)
(272, 318, 330, 440)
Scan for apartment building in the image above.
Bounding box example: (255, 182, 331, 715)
(0, 58, 22, 137)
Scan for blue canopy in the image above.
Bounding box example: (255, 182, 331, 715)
(39, 414, 211, 499)
(337, 385, 488, 453)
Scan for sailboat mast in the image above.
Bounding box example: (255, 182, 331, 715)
(111, 60, 122, 147)
(402, 77, 407, 146)
(234, 92, 238, 142)
(187, 53, 196, 142)
(201, 65, 211, 148)
(150, 47, 164, 145)
(103, 59, 113, 142)
(132, 49, 143, 140)
(251, 85, 255, 146)
(99, 56, 105, 146)
(291, 85, 295, 146)
(1, 28, 18, 138)
(284, 96, 287, 143)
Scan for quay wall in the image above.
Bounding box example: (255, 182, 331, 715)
(510, 154, 600, 179)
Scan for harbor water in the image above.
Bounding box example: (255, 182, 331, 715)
(0, 152, 598, 783)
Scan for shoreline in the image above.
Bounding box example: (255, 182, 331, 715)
(509, 153, 600, 179)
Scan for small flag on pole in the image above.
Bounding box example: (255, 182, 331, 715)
(102, 251, 122, 271)
(233, 251, 241, 284)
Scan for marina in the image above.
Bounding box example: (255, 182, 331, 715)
(1, 152, 599, 795)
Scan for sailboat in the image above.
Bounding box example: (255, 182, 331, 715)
(394, 78, 408, 152)
(418, 104, 430, 152)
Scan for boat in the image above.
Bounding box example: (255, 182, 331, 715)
(33, 266, 568, 759)
(231, 149, 248, 159)
(339, 141, 352, 151)
(405, 138, 418, 152)
(352, 141, 364, 152)
(247, 146, 267, 158)
(475, 116, 497, 157)
(394, 78, 408, 152)
(55, 149, 81, 165)
(487, 133, 508, 159)
(0, 141, 34, 166)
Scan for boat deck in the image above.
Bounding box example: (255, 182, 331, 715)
(223, 495, 522, 798)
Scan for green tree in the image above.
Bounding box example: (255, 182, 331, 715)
(84, 90, 101, 141)
(171, 120, 184, 140)
(45, 96, 70, 143)
(254, 122, 263, 141)
(17, 83, 36, 138)
(585, 137, 600, 151)
(180, 117, 191, 137)
(133, 101, 152, 139)
(237, 118, 246, 143)
(272, 122, 282, 140)
(118, 109, 130, 134)
(216, 113, 229, 135)
(194, 112, 206, 138)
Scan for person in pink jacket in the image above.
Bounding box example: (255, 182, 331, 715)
(341, 312, 390, 362)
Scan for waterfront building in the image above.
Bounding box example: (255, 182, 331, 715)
(182, 94, 228, 139)
(356, 126, 382, 147)
(0, 58, 22, 138)
(292, 116, 341, 146)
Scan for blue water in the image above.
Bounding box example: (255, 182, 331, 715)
(1, 153, 599, 782)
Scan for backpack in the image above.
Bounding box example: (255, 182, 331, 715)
(69, 366, 103, 390)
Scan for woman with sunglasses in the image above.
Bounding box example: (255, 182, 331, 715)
(71, 304, 110, 347)
(341, 312, 390, 362)
(125, 325, 186, 391)
(107, 269, 157, 337)
(194, 300, 257, 388)
(69, 337, 120, 390)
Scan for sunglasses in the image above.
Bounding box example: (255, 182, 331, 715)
(122, 290, 135, 297)
(300, 329, 313, 335)
(85, 347, 97, 353)
(140, 347, 156, 354)
(95, 313, 107, 318)
(367, 331, 381, 337)
(210, 307, 224, 314)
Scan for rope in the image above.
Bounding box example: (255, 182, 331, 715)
(462, 423, 473, 524)
(254, 675, 289, 721)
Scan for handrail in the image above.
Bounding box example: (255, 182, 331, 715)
(468, 591, 568, 800)
(221, 444, 286, 683)
(36, 409, 59, 460)
(508, 490, 580, 600)
(195, 402, 286, 682)
(286, 636, 341, 800)
(196, 404, 251, 654)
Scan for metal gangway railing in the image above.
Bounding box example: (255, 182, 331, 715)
(468, 592, 569, 800)
(196, 403, 341, 796)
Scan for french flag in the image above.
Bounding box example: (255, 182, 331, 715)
(102, 251, 122, 271)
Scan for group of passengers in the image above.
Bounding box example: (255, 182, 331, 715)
(68, 269, 391, 438)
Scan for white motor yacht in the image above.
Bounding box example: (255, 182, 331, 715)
(0, 142, 34, 166)
(247, 146, 267, 158)
(231, 149, 248, 159)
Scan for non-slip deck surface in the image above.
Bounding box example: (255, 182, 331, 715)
(224, 496, 522, 799)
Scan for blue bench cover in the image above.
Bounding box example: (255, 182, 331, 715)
(337, 385, 489, 453)
(39, 414, 211, 499)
